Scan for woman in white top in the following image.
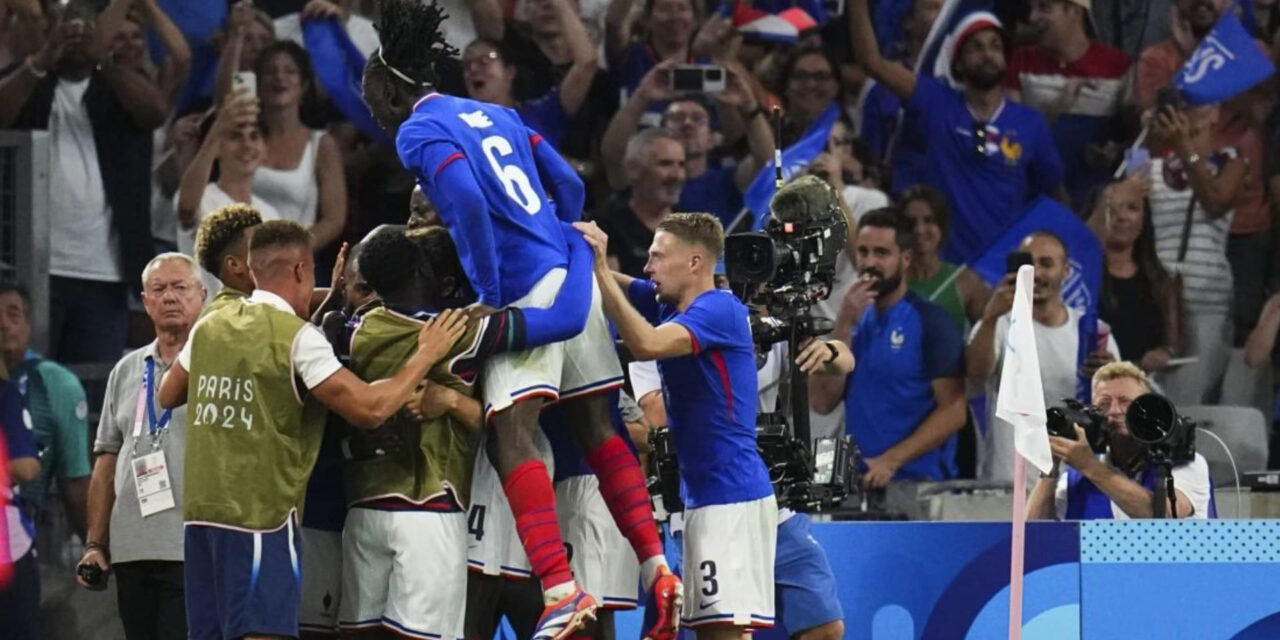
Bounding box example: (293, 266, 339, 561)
(176, 92, 279, 294)
(1146, 100, 1246, 405)
(252, 40, 347, 250)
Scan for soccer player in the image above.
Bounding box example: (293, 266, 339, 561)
(156, 220, 467, 640)
(192, 203, 263, 315)
(362, 2, 679, 638)
(341, 222, 596, 639)
(575, 213, 778, 639)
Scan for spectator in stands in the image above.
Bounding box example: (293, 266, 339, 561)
(0, 0, 167, 363)
(493, 0, 619, 164)
(967, 232, 1122, 482)
(1147, 100, 1244, 405)
(1027, 362, 1212, 520)
(1087, 174, 1181, 373)
(857, 0, 945, 194)
(779, 45, 842, 147)
(0, 284, 91, 542)
(851, 0, 1068, 263)
(0, 372, 38, 640)
(177, 92, 277, 294)
(77, 253, 205, 640)
(606, 0, 698, 101)
(252, 41, 348, 252)
(211, 0, 277, 111)
(1005, 0, 1132, 210)
(601, 64, 773, 227)
(902, 185, 990, 331)
(1134, 0, 1234, 108)
(108, 0, 190, 107)
(592, 128, 686, 277)
(810, 208, 966, 510)
(1244, 289, 1280, 467)
(460, 0, 597, 149)
(1136, 0, 1272, 354)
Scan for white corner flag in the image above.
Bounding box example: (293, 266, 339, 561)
(996, 264, 1052, 640)
(995, 265, 1053, 475)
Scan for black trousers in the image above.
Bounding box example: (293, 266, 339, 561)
(0, 551, 39, 640)
(114, 560, 187, 640)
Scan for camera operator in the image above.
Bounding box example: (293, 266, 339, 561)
(1027, 362, 1212, 520)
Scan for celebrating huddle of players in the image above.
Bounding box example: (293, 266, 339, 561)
(151, 2, 828, 640)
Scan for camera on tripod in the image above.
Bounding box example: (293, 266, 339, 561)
(713, 177, 856, 512)
(1046, 398, 1109, 454)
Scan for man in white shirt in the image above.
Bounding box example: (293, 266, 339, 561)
(966, 231, 1120, 482)
(1027, 361, 1212, 520)
(0, 1, 168, 363)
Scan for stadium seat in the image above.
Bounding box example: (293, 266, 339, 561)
(1180, 405, 1269, 490)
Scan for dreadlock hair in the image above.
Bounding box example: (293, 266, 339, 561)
(195, 204, 263, 278)
(358, 225, 424, 299)
(368, 0, 461, 91)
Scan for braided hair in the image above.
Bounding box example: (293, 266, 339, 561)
(368, 0, 461, 90)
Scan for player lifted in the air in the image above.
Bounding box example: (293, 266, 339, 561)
(360, 2, 680, 639)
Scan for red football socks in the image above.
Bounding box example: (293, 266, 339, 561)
(503, 460, 574, 591)
(586, 436, 665, 562)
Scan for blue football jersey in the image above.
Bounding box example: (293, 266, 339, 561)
(627, 280, 773, 509)
(396, 93, 573, 306)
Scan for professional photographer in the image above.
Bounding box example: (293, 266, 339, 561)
(1027, 362, 1212, 520)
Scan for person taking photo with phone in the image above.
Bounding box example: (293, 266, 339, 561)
(966, 232, 1120, 483)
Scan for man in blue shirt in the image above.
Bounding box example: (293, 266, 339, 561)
(850, 0, 1067, 262)
(0, 376, 38, 640)
(362, 3, 679, 638)
(577, 213, 778, 639)
(812, 209, 967, 500)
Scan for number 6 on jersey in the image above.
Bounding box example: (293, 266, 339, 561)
(481, 135, 542, 215)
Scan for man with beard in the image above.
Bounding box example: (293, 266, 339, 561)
(1005, 0, 1131, 210)
(592, 128, 688, 278)
(966, 232, 1121, 483)
(1026, 361, 1212, 520)
(810, 209, 966, 513)
(849, 0, 1067, 262)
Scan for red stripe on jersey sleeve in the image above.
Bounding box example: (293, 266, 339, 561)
(530, 133, 544, 147)
(434, 152, 465, 176)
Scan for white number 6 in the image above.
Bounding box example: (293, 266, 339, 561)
(481, 135, 542, 214)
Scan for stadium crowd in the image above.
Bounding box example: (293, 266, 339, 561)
(1, 0, 1279, 637)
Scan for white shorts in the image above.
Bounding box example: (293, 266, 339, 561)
(556, 475, 640, 610)
(465, 432, 555, 578)
(299, 527, 342, 635)
(338, 507, 467, 639)
(483, 268, 625, 417)
(681, 496, 778, 629)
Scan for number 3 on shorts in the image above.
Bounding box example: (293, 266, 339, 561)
(481, 135, 542, 215)
(700, 560, 718, 597)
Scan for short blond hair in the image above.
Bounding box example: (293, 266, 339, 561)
(1092, 361, 1151, 393)
(656, 212, 724, 259)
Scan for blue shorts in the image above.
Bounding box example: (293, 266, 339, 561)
(185, 520, 303, 640)
(774, 513, 843, 634)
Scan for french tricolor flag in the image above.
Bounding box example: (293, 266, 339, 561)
(731, 1, 819, 44)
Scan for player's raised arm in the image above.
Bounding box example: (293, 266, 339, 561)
(529, 129, 586, 224)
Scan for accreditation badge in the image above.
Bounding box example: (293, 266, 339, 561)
(132, 450, 176, 517)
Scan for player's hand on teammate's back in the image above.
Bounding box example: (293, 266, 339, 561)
(416, 308, 468, 363)
(417, 382, 458, 420)
(572, 221, 609, 271)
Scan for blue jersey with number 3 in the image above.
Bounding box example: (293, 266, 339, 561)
(396, 94, 574, 306)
